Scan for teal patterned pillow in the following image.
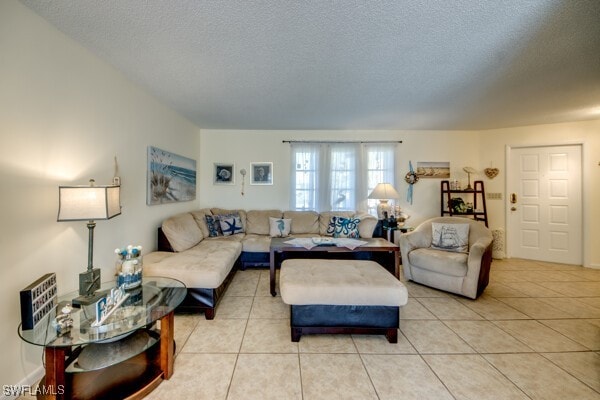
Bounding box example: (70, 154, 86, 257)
(327, 216, 360, 238)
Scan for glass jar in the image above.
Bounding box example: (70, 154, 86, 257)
(116, 255, 143, 290)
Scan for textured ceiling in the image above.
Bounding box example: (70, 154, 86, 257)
(21, 0, 600, 130)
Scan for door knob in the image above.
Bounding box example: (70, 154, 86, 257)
(510, 193, 517, 204)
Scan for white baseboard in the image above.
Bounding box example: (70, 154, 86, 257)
(587, 263, 600, 270)
(1, 366, 44, 400)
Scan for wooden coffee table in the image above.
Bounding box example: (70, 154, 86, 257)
(269, 237, 399, 296)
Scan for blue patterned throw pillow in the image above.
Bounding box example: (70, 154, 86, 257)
(205, 214, 222, 237)
(219, 216, 244, 236)
(327, 216, 360, 238)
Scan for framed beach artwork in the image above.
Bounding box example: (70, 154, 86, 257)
(416, 161, 450, 179)
(250, 162, 273, 185)
(214, 163, 235, 185)
(147, 146, 197, 205)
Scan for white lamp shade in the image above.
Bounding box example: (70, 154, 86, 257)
(58, 185, 121, 221)
(368, 183, 400, 200)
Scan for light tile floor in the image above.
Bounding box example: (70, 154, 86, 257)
(141, 258, 600, 400)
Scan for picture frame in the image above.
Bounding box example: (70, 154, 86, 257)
(416, 161, 450, 178)
(147, 146, 197, 205)
(250, 162, 273, 185)
(213, 163, 235, 185)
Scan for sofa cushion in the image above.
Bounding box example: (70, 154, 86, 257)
(161, 213, 204, 252)
(190, 208, 213, 238)
(355, 213, 377, 239)
(144, 240, 241, 288)
(246, 210, 283, 235)
(283, 211, 319, 234)
(431, 223, 470, 253)
(327, 216, 361, 238)
(269, 217, 292, 237)
(319, 211, 354, 236)
(220, 215, 244, 236)
(242, 234, 272, 252)
(408, 248, 468, 277)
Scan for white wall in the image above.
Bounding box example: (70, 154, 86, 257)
(479, 120, 600, 268)
(0, 1, 200, 387)
(200, 125, 600, 268)
(199, 129, 480, 224)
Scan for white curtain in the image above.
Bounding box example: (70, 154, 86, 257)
(290, 143, 320, 211)
(364, 143, 396, 215)
(290, 142, 397, 214)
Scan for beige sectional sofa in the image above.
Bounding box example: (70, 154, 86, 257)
(144, 208, 378, 319)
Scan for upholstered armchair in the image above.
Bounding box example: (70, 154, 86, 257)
(399, 217, 493, 299)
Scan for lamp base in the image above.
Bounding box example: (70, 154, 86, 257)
(72, 291, 107, 308)
(75, 267, 101, 305)
(376, 200, 392, 220)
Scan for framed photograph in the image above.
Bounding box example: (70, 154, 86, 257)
(416, 161, 450, 178)
(214, 163, 235, 185)
(147, 146, 197, 205)
(250, 162, 273, 185)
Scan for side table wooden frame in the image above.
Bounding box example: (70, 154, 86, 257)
(40, 311, 175, 400)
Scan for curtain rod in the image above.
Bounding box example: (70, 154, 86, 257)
(282, 140, 402, 144)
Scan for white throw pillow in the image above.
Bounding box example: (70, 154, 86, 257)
(219, 216, 244, 236)
(431, 223, 470, 253)
(269, 217, 292, 237)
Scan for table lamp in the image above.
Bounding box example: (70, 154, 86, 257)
(368, 183, 400, 219)
(57, 179, 121, 306)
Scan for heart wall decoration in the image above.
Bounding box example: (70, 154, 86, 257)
(484, 167, 499, 179)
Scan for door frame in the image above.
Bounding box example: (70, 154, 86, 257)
(505, 142, 585, 265)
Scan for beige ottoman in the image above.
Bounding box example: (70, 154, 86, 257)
(280, 259, 408, 343)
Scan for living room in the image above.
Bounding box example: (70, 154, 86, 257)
(2, 1, 600, 398)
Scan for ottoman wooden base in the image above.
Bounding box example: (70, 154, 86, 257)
(290, 304, 399, 343)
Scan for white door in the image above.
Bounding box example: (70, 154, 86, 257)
(507, 145, 582, 265)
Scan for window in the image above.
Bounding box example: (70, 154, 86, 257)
(291, 142, 396, 214)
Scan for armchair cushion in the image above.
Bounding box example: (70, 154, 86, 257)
(408, 248, 468, 277)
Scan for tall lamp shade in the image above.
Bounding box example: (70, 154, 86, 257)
(368, 183, 399, 219)
(57, 185, 121, 221)
(57, 180, 120, 304)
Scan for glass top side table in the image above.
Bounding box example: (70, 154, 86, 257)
(17, 277, 186, 400)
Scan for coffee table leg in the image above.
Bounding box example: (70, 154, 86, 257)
(394, 249, 400, 279)
(270, 249, 276, 296)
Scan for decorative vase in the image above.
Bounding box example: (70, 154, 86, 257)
(116, 255, 143, 290)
